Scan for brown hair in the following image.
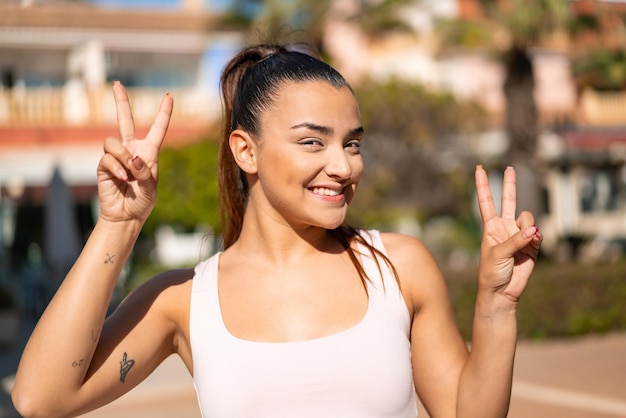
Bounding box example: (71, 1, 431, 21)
(218, 43, 398, 291)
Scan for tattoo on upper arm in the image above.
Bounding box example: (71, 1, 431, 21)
(119, 352, 135, 383)
(72, 359, 85, 368)
(105, 253, 116, 264)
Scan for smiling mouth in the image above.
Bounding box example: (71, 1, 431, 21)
(310, 187, 342, 197)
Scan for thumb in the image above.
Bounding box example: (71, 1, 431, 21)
(497, 225, 538, 258)
(129, 156, 153, 183)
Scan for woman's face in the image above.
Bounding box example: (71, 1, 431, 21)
(248, 80, 364, 230)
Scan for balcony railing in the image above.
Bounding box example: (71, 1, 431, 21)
(1, 86, 625, 129)
(579, 88, 626, 126)
(0, 86, 220, 128)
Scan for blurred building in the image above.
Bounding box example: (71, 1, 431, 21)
(2, 0, 626, 282)
(0, 0, 242, 308)
(323, 0, 626, 260)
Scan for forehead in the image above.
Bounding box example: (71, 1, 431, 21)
(265, 80, 360, 128)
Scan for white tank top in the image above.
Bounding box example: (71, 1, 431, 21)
(189, 230, 418, 417)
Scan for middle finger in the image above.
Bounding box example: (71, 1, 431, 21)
(113, 81, 136, 145)
(501, 166, 517, 220)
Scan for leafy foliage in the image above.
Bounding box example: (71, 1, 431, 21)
(345, 0, 414, 39)
(447, 259, 626, 340)
(477, 0, 570, 47)
(222, 0, 330, 48)
(143, 139, 221, 234)
(435, 18, 495, 50)
(222, 0, 413, 54)
(569, 12, 602, 36)
(573, 49, 626, 91)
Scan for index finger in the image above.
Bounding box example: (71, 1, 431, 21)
(475, 165, 497, 224)
(112, 81, 136, 144)
(145, 92, 173, 150)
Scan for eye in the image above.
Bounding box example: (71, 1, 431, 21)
(300, 138, 324, 148)
(344, 139, 361, 154)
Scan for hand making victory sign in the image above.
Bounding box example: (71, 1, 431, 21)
(475, 165, 543, 304)
(97, 81, 173, 223)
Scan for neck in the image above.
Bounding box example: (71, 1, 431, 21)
(230, 210, 341, 267)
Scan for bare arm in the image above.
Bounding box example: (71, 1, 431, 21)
(385, 233, 468, 417)
(391, 166, 541, 418)
(456, 166, 541, 417)
(12, 83, 178, 418)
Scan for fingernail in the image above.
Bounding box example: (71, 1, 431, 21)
(523, 225, 538, 239)
(117, 169, 128, 181)
(132, 155, 144, 170)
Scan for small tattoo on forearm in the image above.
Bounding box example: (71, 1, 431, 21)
(119, 352, 135, 383)
(72, 359, 85, 367)
(104, 253, 116, 264)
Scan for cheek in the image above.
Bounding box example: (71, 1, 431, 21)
(260, 151, 313, 188)
(346, 157, 364, 203)
(351, 156, 364, 182)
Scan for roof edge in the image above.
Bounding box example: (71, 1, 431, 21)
(0, 3, 220, 32)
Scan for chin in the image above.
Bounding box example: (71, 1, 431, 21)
(299, 207, 349, 230)
(317, 216, 346, 230)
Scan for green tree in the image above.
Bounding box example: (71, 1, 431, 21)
(441, 0, 570, 161)
(568, 3, 626, 92)
(143, 138, 221, 234)
(436, 0, 572, 217)
(573, 49, 626, 91)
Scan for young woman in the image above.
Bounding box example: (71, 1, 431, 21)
(12, 44, 542, 418)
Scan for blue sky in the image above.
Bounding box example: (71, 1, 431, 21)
(85, 0, 231, 11)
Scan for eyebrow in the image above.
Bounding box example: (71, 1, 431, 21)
(290, 122, 364, 137)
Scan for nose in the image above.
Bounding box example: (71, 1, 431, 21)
(324, 144, 353, 182)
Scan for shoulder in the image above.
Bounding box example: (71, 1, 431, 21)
(376, 231, 430, 258)
(377, 231, 438, 275)
(378, 231, 447, 315)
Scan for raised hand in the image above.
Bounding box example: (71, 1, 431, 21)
(97, 82, 173, 223)
(475, 165, 542, 303)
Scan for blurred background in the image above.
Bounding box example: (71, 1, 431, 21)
(0, 0, 625, 416)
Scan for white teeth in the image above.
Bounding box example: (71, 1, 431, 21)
(312, 187, 340, 196)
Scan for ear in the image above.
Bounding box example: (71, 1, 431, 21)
(229, 129, 258, 174)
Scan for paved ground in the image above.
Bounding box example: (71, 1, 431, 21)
(2, 320, 625, 417)
(509, 332, 626, 418)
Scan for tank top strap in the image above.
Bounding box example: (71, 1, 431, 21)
(357, 229, 400, 298)
(190, 251, 225, 340)
(191, 251, 221, 293)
